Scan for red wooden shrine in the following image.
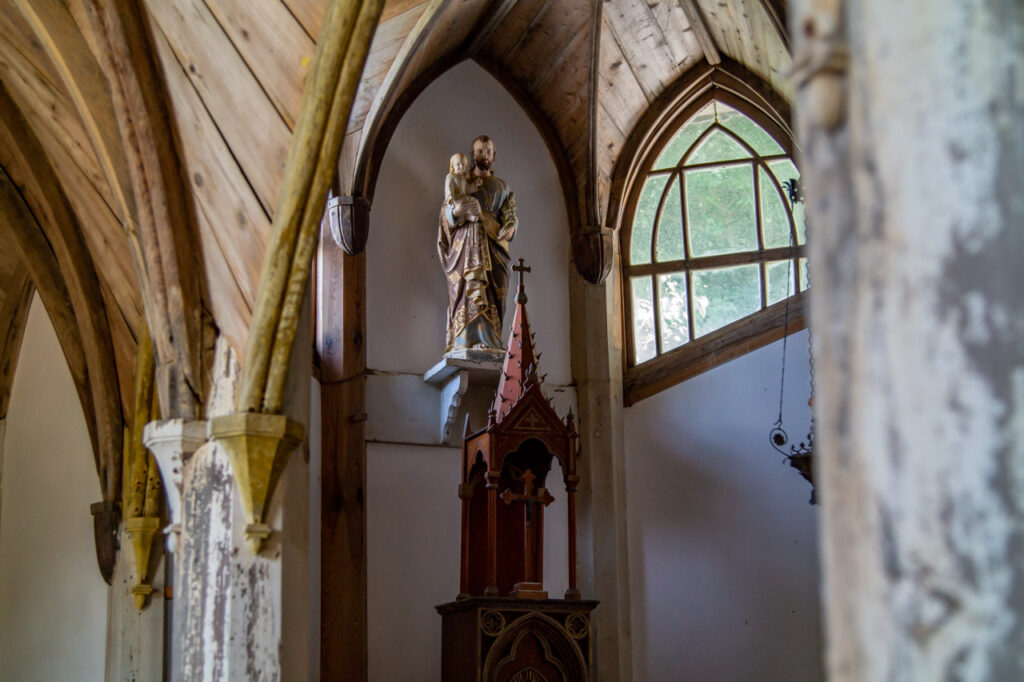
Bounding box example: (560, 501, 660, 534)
(438, 260, 597, 682)
(459, 260, 580, 600)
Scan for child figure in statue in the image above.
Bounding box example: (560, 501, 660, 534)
(444, 152, 486, 306)
(444, 152, 482, 223)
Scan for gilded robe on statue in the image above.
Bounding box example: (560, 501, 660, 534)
(438, 153, 518, 353)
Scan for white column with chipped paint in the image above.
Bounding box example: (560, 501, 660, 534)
(793, 0, 1024, 679)
(144, 419, 208, 553)
(176, 306, 313, 681)
(569, 269, 633, 681)
(104, 545, 166, 682)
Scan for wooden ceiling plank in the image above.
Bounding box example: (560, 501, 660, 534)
(347, 7, 425, 133)
(677, 0, 721, 66)
(204, 0, 315, 130)
(143, 0, 291, 215)
(150, 26, 262, 349)
(597, 19, 648, 139)
(478, 0, 547, 61)
(603, 3, 671, 102)
(465, 0, 519, 56)
(281, 0, 325, 40)
(530, 20, 587, 92)
(0, 13, 118, 214)
(14, 0, 136, 228)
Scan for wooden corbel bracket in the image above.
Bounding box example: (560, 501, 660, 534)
(327, 195, 371, 256)
(208, 412, 304, 553)
(90, 500, 120, 584)
(572, 226, 615, 285)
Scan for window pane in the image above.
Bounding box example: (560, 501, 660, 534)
(760, 167, 792, 248)
(766, 260, 795, 305)
(720, 109, 785, 155)
(692, 264, 761, 337)
(631, 277, 657, 363)
(685, 165, 757, 257)
(631, 175, 669, 264)
(686, 128, 751, 165)
(767, 159, 805, 245)
(655, 176, 685, 261)
(799, 258, 809, 291)
(658, 273, 689, 352)
(653, 101, 716, 169)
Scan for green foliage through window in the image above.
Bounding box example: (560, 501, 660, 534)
(626, 100, 804, 366)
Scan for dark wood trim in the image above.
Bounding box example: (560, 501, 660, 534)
(0, 268, 33, 420)
(628, 245, 807, 276)
(317, 229, 368, 680)
(624, 291, 807, 405)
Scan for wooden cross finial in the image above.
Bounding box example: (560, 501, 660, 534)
(513, 258, 530, 302)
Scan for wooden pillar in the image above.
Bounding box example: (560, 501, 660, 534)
(565, 473, 580, 599)
(568, 267, 632, 681)
(792, 0, 1024, 679)
(317, 230, 367, 680)
(485, 470, 500, 596)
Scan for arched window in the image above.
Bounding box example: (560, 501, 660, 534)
(621, 84, 805, 404)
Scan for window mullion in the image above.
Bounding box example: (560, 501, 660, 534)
(754, 161, 766, 308)
(652, 274, 663, 356)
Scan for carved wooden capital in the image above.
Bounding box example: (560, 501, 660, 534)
(572, 226, 614, 285)
(328, 195, 371, 255)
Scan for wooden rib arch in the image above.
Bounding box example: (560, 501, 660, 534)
(79, 0, 205, 419)
(0, 82, 123, 504)
(0, 260, 34, 423)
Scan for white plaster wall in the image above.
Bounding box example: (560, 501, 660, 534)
(625, 331, 823, 681)
(366, 61, 573, 681)
(0, 297, 107, 681)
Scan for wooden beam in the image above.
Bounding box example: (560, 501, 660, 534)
(0, 83, 123, 503)
(678, 0, 721, 66)
(756, 0, 790, 53)
(83, 0, 205, 419)
(317, 233, 367, 680)
(0, 267, 33, 421)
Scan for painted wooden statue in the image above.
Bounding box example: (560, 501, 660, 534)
(438, 135, 519, 355)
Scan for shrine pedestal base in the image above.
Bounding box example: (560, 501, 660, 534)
(436, 597, 598, 682)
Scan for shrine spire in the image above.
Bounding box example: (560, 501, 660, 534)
(493, 259, 540, 420)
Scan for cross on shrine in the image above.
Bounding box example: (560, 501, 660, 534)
(500, 469, 554, 527)
(513, 258, 530, 302)
(500, 468, 554, 587)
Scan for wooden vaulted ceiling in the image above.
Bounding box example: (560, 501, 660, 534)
(0, 0, 790, 458)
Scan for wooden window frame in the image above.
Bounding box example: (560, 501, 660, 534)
(610, 60, 804, 406)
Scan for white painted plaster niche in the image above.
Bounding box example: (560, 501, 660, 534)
(0, 297, 108, 681)
(366, 61, 575, 681)
(624, 330, 823, 681)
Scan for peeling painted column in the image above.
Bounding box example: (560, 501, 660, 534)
(793, 1, 1024, 679)
(569, 269, 633, 681)
(104, 541, 165, 681)
(176, 304, 312, 681)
